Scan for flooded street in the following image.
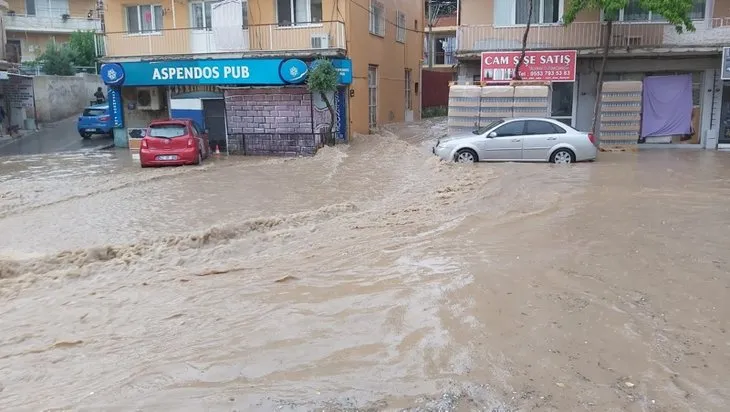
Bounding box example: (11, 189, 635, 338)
(1, 119, 729, 411)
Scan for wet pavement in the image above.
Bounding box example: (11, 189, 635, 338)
(0, 118, 729, 411)
(0, 116, 113, 157)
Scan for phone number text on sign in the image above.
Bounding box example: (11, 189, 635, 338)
(480, 50, 577, 83)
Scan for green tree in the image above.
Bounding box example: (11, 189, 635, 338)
(563, 0, 695, 141)
(306, 59, 339, 143)
(38, 42, 75, 76)
(69, 30, 97, 68)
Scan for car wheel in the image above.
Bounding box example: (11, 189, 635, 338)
(80, 132, 92, 140)
(194, 150, 202, 165)
(454, 148, 478, 163)
(550, 148, 575, 164)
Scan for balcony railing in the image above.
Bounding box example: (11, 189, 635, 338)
(457, 18, 730, 53)
(99, 21, 346, 58)
(423, 51, 457, 66)
(3, 13, 101, 32)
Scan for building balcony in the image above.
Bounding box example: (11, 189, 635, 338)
(457, 18, 730, 56)
(98, 21, 346, 59)
(3, 12, 101, 33)
(423, 51, 457, 68)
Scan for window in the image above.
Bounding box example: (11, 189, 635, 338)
(526, 120, 564, 135)
(493, 121, 525, 137)
(368, 65, 378, 129)
(370, 0, 385, 36)
(494, 0, 561, 26)
(404, 69, 412, 110)
(126, 5, 164, 33)
(551, 82, 573, 126)
(396, 11, 406, 43)
(148, 124, 187, 138)
(25, 0, 35, 16)
(617, 0, 705, 22)
(277, 0, 322, 26)
(191, 1, 213, 29)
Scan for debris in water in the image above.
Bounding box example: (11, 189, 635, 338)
(555, 382, 565, 388)
(624, 381, 635, 388)
(195, 268, 234, 277)
(275, 275, 299, 283)
(52, 340, 83, 348)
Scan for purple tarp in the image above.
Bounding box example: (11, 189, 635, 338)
(641, 74, 693, 138)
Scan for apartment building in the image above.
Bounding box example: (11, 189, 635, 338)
(96, 0, 422, 154)
(4, 0, 101, 64)
(455, 0, 730, 149)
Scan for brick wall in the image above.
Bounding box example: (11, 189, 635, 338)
(225, 87, 320, 156)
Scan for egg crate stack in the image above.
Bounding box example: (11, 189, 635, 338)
(599, 81, 642, 147)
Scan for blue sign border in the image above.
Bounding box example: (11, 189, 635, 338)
(101, 58, 353, 87)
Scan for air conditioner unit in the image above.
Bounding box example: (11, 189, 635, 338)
(311, 34, 329, 49)
(136, 87, 161, 111)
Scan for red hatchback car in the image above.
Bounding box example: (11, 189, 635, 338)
(140, 119, 211, 167)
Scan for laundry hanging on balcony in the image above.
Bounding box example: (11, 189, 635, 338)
(211, 0, 249, 52)
(640, 74, 693, 139)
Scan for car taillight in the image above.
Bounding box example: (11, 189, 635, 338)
(187, 138, 194, 147)
(99, 116, 110, 121)
(587, 133, 595, 145)
(141, 139, 148, 149)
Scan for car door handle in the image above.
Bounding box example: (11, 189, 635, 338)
(547, 137, 557, 140)
(511, 139, 521, 142)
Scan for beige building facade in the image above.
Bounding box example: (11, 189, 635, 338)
(4, 0, 101, 64)
(97, 0, 422, 149)
(454, 0, 730, 149)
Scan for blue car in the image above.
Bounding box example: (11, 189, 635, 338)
(77, 104, 113, 139)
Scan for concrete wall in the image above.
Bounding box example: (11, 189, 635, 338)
(33, 73, 103, 123)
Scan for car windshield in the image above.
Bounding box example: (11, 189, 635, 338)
(83, 109, 106, 117)
(148, 124, 187, 138)
(473, 119, 504, 135)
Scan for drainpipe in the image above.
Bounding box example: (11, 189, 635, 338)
(171, 0, 177, 28)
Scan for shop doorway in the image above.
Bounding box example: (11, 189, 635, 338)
(203, 99, 226, 151)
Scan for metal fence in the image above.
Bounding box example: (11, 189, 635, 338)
(227, 132, 336, 156)
(19, 65, 98, 76)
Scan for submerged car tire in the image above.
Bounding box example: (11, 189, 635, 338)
(194, 150, 203, 165)
(80, 132, 92, 140)
(550, 148, 575, 164)
(454, 148, 478, 163)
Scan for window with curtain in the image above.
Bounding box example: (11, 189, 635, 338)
(126, 5, 163, 33)
(277, 0, 322, 26)
(620, 0, 705, 21)
(370, 0, 385, 36)
(495, 0, 561, 26)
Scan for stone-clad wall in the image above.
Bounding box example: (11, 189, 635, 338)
(224, 87, 319, 156)
(225, 87, 312, 134)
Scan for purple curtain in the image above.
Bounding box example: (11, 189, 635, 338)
(641, 74, 693, 138)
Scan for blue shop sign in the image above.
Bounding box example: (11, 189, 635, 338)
(100, 58, 353, 87)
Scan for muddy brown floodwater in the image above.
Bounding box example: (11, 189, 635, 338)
(1, 119, 729, 412)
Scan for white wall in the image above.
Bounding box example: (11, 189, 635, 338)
(33, 73, 103, 123)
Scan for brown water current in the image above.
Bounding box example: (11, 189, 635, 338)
(0, 119, 729, 411)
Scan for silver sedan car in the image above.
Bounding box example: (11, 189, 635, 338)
(433, 118, 598, 164)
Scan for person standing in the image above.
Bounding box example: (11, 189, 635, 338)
(94, 87, 106, 104)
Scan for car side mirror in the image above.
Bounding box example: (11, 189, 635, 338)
(488, 132, 497, 138)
